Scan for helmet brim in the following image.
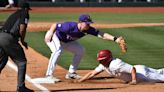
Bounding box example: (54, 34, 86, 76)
(97, 57, 107, 61)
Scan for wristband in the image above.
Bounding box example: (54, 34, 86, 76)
(132, 80, 137, 83)
(113, 37, 117, 42)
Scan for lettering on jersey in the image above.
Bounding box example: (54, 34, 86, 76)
(66, 34, 78, 41)
(111, 69, 121, 77)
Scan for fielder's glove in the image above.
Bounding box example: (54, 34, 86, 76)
(115, 36, 127, 53)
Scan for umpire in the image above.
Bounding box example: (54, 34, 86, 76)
(0, 2, 33, 92)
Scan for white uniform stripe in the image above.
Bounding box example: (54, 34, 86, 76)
(7, 61, 50, 92)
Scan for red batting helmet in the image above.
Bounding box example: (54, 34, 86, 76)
(97, 49, 112, 61)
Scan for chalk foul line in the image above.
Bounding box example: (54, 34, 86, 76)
(7, 61, 50, 92)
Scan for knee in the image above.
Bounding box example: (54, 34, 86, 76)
(76, 47, 85, 56)
(52, 49, 62, 56)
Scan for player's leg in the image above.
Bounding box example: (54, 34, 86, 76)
(62, 41, 85, 79)
(134, 65, 149, 82)
(6, 45, 33, 91)
(0, 33, 33, 92)
(0, 34, 9, 74)
(157, 68, 164, 75)
(11, 48, 33, 91)
(0, 36, 8, 73)
(45, 33, 62, 82)
(145, 67, 164, 82)
(0, 48, 8, 73)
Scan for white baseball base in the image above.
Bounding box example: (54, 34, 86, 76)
(31, 78, 56, 84)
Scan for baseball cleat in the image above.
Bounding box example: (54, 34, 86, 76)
(65, 72, 81, 79)
(46, 75, 61, 82)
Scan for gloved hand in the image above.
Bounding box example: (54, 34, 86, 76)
(115, 36, 127, 54)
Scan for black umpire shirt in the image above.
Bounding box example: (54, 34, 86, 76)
(1, 9, 29, 39)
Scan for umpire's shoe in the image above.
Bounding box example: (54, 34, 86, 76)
(17, 86, 34, 92)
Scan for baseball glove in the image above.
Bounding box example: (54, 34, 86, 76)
(116, 36, 127, 53)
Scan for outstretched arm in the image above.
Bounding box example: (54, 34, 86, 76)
(45, 23, 57, 42)
(98, 31, 127, 53)
(77, 70, 102, 82)
(20, 24, 28, 49)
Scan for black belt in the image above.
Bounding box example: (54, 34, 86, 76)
(0, 30, 8, 33)
(0, 30, 12, 35)
(0, 30, 19, 39)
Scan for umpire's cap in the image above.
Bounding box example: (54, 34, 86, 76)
(19, 2, 32, 10)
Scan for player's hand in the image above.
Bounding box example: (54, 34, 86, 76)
(45, 30, 53, 42)
(22, 41, 28, 49)
(45, 36, 52, 42)
(129, 80, 137, 85)
(116, 36, 127, 54)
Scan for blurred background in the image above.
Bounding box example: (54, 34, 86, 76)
(0, 0, 164, 8)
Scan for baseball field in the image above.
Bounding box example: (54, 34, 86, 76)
(0, 7, 164, 92)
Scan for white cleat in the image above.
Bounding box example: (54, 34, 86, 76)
(65, 72, 81, 79)
(46, 75, 61, 82)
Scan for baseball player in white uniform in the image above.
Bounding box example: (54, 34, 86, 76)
(77, 49, 164, 84)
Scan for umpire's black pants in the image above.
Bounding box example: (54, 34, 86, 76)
(0, 48, 8, 73)
(0, 32, 27, 88)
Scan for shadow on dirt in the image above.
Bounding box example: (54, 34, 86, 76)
(50, 87, 115, 92)
(90, 76, 114, 80)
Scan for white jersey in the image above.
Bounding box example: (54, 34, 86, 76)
(95, 58, 164, 82)
(95, 58, 133, 82)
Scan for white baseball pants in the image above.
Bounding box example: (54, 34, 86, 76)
(135, 65, 164, 82)
(45, 33, 85, 76)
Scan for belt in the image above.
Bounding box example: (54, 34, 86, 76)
(0, 30, 19, 39)
(0, 30, 13, 35)
(0, 30, 8, 33)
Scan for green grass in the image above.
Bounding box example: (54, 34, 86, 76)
(1, 12, 164, 23)
(26, 26, 164, 70)
(2, 11, 164, 70)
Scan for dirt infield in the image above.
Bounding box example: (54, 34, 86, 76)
(27, 22, 164, 32)
(1, 47, 164, 92)
(1, 7, 164, 13)
(1, 7, 164, 92)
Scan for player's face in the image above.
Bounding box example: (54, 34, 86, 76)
(80, 22, 90, 31)
(99, 58, 111, 67)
